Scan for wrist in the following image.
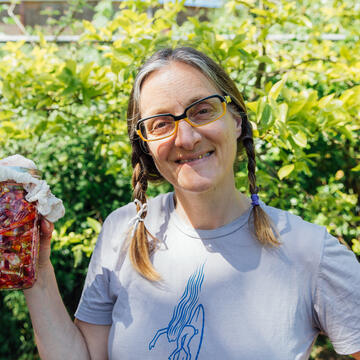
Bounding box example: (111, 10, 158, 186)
(24, 261, 55, 294)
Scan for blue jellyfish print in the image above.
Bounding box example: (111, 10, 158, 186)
(149, 264, 205, 360)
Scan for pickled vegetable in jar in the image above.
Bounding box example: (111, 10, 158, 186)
(0, 167, 41, 290)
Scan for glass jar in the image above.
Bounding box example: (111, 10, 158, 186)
(0, 167, 41, 290)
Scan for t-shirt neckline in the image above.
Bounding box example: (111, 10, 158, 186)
(166, 192, 252, 240)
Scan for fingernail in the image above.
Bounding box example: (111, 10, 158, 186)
(43, 218, 51, 227)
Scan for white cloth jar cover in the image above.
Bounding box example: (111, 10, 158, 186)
(0, 155, 65, 222)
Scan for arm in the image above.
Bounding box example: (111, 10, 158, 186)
(75, 319, 110, 360)
(23, 219, 109, 360)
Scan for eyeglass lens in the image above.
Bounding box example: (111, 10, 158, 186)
(140, 96, 224, 140)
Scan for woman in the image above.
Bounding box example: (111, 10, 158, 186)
(24, 47, 360, 359)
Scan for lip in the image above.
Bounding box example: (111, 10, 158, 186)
(174, 151, 214, 164)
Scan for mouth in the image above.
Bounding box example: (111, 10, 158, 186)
(175, 151, 214, 164)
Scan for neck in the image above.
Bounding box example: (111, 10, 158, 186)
(173, 185, 251, 230)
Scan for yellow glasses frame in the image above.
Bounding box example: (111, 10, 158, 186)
(136, 94, 231, 142)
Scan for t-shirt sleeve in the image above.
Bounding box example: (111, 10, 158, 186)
(74, 212, 125, 325)
(314, 229, 360, 355)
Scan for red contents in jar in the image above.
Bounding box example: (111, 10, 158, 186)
(0, 182, 39, 290)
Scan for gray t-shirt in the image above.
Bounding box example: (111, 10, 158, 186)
(75, 192, 360, 359)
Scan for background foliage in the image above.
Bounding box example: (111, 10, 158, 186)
(0, 0, 359, 358)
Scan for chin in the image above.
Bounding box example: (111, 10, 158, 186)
(174, 178, 216, 194)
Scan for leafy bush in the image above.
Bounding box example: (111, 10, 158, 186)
(0, 0, 358, 358)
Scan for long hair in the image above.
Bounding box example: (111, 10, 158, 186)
(127, 47, 280, 281)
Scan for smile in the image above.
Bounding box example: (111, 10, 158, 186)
(176, 151, 214, 164)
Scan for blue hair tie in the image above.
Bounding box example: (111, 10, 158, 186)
(251, 194, 260, 206)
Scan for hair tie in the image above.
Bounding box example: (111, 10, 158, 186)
(251, 193, 260, 207)
(241, 135, 253, 142)
(129, 199, 148, 237)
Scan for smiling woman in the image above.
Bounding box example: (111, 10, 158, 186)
(22, 47, 360, 360)
(137, 62, 244, 213)
(127, 49, 280, 256)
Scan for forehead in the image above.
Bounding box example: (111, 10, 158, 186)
(139, 61, 220, 116)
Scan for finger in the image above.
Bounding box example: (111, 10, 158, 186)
(40, 217, 54, 239)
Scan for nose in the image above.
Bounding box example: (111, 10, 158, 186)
(174, 119, 201, 150)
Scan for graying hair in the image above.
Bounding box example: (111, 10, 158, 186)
(129, 47, 246, 135)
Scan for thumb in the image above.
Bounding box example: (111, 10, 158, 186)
(40, 217, 54, 240)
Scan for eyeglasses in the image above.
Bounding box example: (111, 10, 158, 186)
(136, 94, 232, 142)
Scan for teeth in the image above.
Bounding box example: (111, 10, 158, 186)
(178, 152, 212, 164)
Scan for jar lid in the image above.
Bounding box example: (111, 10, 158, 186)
(2, 166, 42, 179)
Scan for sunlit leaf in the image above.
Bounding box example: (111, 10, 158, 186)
(268, 75, 287, 101)
(318, 94, 335, 109)
(278, 103, 288, 123)
(86, 217, 102, 233)
(259, 104, 272, 130)
(351, 163, 360, 172)
(292, 131, 307, 147)
(278, 164, 295, 179)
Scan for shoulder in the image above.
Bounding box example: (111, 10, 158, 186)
(261, 203, 328, 269)
(263, 203, 326, 242)
(91, 192, 172, 268)
(101, 192, 172, 242)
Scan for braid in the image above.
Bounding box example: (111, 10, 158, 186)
(242, 137, 259, 195)
(129, 150, 160, 281)
(241, 119, 280, 246)
(131, 160, 147, 203)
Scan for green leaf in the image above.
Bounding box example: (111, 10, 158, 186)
(340, 45, 351, 61)
(257, 56, 273, 64)
(238, 48, 252, 61)
(246, 101, 257, 113)
(0, 121, 16, 134)
(36, 97, 52, 110)
(250, 8, 269, 17)
(87, 217, 102, 233)
(318, 94, 335, 109)
(259, 104, 272, 129)
(58, 67, 74, 85)
(65, 59, 77, 75)
(298, 15, 312, 28)
(278, 103, 288, 123)
(34, 120, 48, 136)
(268, 76, 287, 101)
(80, 62, 94, 83)
(351, 163, 360, 172)
(278, 164, 295, 179)
(352, 239, 360, 255)
(83, 20, 97, 33)
(0, 110, 14, 121)
(113, 49, 133, 66)
(288, 99, 306, 117)
(292, 131, 307, 147)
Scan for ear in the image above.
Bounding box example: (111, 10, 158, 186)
(234, 114, 242, 139)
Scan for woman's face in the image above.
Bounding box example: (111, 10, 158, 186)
(139, 61, 242, 196)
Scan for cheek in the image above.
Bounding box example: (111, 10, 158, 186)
(210, 119, 235, 143)
(148, 139, 173, 163)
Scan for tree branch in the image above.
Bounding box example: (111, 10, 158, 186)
(7, 1, 35, 46)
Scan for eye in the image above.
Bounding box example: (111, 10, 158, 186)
(190, 102, 215, 119)
(152, 119, 169, 129)
(145, 116, 174, 134)
(198, 107, 211, 114)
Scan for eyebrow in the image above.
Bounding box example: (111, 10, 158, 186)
(142, 94, 212, 118)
